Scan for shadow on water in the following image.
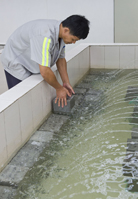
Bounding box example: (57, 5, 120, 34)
(14, 69, 138, 199)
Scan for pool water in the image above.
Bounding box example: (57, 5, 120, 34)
(15, 69, 138, 199)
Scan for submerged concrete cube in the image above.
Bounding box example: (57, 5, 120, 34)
(0, 186, 16, 199)
(52, 95, 75, 114)
(131, 127, 138, 139)
(86, 88, 103, 95)
(0, 165, 29, 184)
(39, 114, 69, 132)
(127, 139, 138, 151)
(125, 86, 138, 101)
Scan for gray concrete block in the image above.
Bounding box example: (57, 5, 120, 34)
(125, 86, 138, 101)
(74, 95, 84, 106)
(122, 152, 138, 177)
(125, 179, 138, 192)
(86, 88, 103, 95)
(127, 139, 138, 151)
(73, 88, 87, 95)
(75, 82, 92, 89)
(0, 165, 29, 184)
(122, 163, 138, 177)
(132, 107, 138, 117)
(84, 94, 101, 103)
(0, 186, 16, 199)
(82, 75, 97, 83)
(132, 127, 138, 138)
(89, 69, 118, 76)
(39, 114, 69, 132)
(10, 141, 46, 168)
(52, 95, 75, 114)
(30, 131, 54, 143)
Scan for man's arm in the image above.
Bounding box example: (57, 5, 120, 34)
(39, 64, 70, 107)
(56, 58, 75, 95)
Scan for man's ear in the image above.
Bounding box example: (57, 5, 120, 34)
(63, 27, 70, 34)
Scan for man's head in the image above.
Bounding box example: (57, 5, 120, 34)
(59, 15, 90, 44)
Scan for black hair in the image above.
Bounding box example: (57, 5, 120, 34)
(62, 15, 90, 39)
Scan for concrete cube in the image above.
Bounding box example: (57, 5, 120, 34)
(52, 95, 75, 114)
(127, 139, 138, 151)
(10, 141, 46, 168)
(0, 165, 29, 184)
(39, 114, 69, 132)
(86, 88, 103, 95)
(73, 88, 87, 95)
(30, 130, 53, 143)
(131, 127, 138, 139)
(125, 86, 138, 101)
(0, 186, 16, 199)
(75, 82, 92, 89)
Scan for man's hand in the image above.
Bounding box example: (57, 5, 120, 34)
(63, 82, 75, 96)
(55, 86, 71, 107)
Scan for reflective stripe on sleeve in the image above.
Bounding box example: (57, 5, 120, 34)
(42, 37, 51, 66)
(46, 39, 51, 66)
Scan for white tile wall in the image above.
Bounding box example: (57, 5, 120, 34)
(90, 45, 137, 69)
(41, 81, 55, 118)
(135, 46, 138, 69)
(0, 54, 8, 95)
(120, 46, 135, 69)
(0, 112, 8, 171)
(79, 48, 90, 77)
(18, 92, 33, 143)
(67, 57, 79, 86)
(0, 99, 13, 113)
(31, 83, 43, 129)
(4, 101, 22, 160)
(90, 46, 105, 68)
(105, 46, 119, 69)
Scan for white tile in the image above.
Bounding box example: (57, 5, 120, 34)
(120, 46, 135, 69)
(135, 46, 138, 69)
(41, 81, 53, 118)
(105, 46, 119, 69)
(4, 101, 22, 159)
(19, 74, 43, 89)
(79, 48, 90, 77)
(31, 83, 43, 129)
(90, 46, 105, 68)
(0, 112, 8, 170)
(0, 99, 13, 113)
(66, 45, 89, 62)
(0, 84, 31, 102)
(67, 56, 80, 87)
(18, 92, 33, 143)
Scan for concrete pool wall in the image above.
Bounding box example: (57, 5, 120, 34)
(1, 43, 138, 172)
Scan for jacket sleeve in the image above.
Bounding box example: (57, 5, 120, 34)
(59, 45, 65, 59)
(30, 35, 52, 67)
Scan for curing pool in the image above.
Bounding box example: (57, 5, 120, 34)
(15, 69, 138, 199)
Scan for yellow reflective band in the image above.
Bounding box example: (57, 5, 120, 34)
(46, 39, 51, 66)
(42, 37, 47, 66)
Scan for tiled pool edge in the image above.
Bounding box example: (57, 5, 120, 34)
(0, 44, 90, 173)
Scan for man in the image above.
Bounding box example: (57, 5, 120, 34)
(1, 15, 90, 107)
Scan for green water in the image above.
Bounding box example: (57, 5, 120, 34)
(16, 69, 138, 199)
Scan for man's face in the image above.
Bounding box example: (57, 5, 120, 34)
(62, 28, 80, 44)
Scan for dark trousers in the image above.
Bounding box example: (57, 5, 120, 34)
(4, 70, 22, 89)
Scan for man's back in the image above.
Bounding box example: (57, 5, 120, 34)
(1, 19, 63, 80)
